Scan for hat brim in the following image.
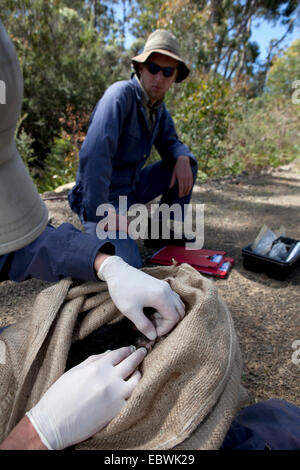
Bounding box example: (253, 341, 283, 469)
(132, 49, 190, 83)
(0, 149, 48, 255)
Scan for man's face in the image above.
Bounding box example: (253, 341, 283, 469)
(139, 52, 179, 104)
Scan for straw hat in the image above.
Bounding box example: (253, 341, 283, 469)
(132, 30, 190, 83)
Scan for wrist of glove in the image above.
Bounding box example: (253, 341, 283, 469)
(97, 255, 123, 281)
(97, 256, 185, 340)
(26, 346, 146, 450)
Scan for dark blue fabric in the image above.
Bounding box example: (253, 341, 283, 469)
(83, 221, 142, 269)
(105, 158, 198, 220)
(68, 74, 197, 223)
(119, 158, 198, 214)
(0, 223, 114, 283)
(80, 159, 198, 267)
(221, 399, 300, 450)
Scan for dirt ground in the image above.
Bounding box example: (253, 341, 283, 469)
(1, 159, 299, 408)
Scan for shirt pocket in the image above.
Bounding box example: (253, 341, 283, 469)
(117, 130, 145, 164)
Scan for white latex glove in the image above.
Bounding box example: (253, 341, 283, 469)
(97, 256, 185, 340)
(26, 346, 147, 450)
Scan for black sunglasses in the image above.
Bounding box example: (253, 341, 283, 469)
(145, 61, 177, 78)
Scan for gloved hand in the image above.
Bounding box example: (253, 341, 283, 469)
(97, 256, 185, 340)
(26, 346, 147, 450)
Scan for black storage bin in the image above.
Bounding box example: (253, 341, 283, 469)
(242, 236, 300, 280)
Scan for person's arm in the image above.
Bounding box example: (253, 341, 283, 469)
(78, 82, 131, 223)
(0, 223, 115, 283)
(0, 222, 185, 341)
(0, 416, 47, 450)
(0, 347, 146, 450)
(97, 256, 185, 340)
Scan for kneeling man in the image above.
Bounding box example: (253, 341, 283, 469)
(69, 29, 198, 267)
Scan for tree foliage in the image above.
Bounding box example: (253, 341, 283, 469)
(220, 93, 300, 173)
(132, 0, 298, 85)
(1, 0, 299, 189)
(267, 37, 300, 96)
(166, 74, 239, 178)
(144, 0, 299, 175)
(1, 0, 131, 188)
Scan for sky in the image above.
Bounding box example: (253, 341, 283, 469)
(251, 19, 300, 61)
(118, 9, 300, 62)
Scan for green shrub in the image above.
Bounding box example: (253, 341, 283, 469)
(165, 73, 240, 179)
(221, 94, 300, 172)
(37, 135, 77, 192)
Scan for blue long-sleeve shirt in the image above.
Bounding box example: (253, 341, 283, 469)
(0, 223, 114, 283)
(68, 74, 196, 223)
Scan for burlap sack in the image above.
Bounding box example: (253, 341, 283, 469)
(0, 263, 247, 449)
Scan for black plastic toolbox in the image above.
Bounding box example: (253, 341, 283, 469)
(242, 236, 300, 280)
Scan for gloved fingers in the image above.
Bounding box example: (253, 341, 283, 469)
(85, 350, 112, 363)
(69, 350, 112, 371)
(123, 369, 142, 399)
(116, 347, 147, 379)
(153, 281, 183, 308)
(144, 339, 156, 352)
(107, 345, 140, 367)
(151, 312, 175, 337)
(151, 303, 184, 336)
(172, 292, 185, 319)
(165, 286, 185, 311)
(171, 289, 183, 304)
(155, 323, 173, 337)
(125, 309, 157, 341)
(153, 284, 185, 336)
(153, 300, 181, 325)
(151, 313, 165, 331)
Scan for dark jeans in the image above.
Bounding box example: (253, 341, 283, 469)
(109, 159, 198, 219)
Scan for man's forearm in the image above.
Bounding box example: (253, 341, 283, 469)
(0, 416, 47, 450)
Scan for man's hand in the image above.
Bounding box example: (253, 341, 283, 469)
(97, 256, 185, 340)
(23, 346, 146, 450)
(169, 155, 193, 198)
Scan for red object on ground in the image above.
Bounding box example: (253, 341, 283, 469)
(149, 246, 234, 278)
